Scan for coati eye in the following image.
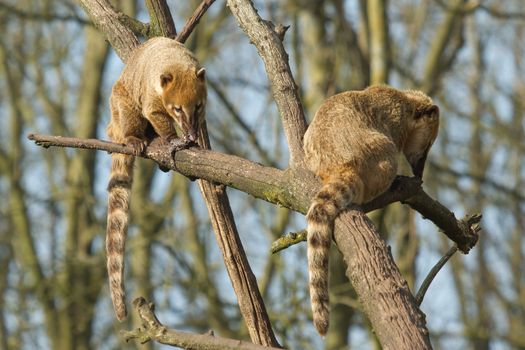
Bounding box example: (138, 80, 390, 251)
(195, 102, 202, 111)
(173, 105, 182, 114)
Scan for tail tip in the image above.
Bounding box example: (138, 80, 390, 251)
(114, 303, 127, 322)
(314, 318, 329, 336)
(116, 310, 127, 322)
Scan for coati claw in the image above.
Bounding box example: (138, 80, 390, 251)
(125, 136, 148, 156)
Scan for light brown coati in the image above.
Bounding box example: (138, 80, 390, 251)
(303, 85, 439, 335)
(106, 37, 206, 321)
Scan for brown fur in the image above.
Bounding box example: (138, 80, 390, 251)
(303, 85, 439, 335)
(106, 37, 207, 321)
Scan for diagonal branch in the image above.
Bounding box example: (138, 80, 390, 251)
(176, 0, 217, 43)
(78, 0, 140, 61)
(226, 0, 307, 168)
(122, 297, 282, 350)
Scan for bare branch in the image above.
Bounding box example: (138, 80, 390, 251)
(27, 133, 480, 252)
(415, 245, 458, 306)
(403, 194, 482, 253)
(176, 0, 217, 44)
(122, 297, 282, 349)
(270, 229, 306, 254)
(226, 0, 307, 168)
(334, 208, 432, 349)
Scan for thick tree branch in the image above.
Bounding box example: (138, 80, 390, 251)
(122, 297, 282, 350)
(145, 0, 177, 38)
(334, 208, 433, 349)
(78, 0, 140, 61)
(27, 134, 480, 255)
(226, 0, 307, 168)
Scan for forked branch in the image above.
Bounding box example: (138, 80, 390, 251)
(122, 297, 282, 349)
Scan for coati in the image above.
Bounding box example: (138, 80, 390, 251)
(303, 85, 440, 335)
(106, 37, 206, 321)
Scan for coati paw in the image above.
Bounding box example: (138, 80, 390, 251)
(125, 136, 148, 156)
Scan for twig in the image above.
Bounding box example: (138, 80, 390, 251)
(176, 0, 217, 44)
(271, 229, 306, 254)
(123, 297, 282, 349)
(415, 245, 458, 306)
(27, 133, 135, 155)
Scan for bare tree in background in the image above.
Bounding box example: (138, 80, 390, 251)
(1, 0, 524, 349)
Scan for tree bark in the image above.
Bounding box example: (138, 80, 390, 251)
(334, 209, 432, 349)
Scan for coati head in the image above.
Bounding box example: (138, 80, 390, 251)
(160, 66, 207, 142)
(402, 91, 440, 178)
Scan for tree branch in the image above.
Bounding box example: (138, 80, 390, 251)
(78, 0, 140, 61)
(27, 133, 480, 252)
(226, 0, 307, 168)
(334, 208, 433, 349)
(415, 245, 459, 306)
(145, 0, 177, 38)
(122, 297, 282, 350)
(176, 0, 217, 44)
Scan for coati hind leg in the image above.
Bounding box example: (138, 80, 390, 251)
(109, 81, 148, 155)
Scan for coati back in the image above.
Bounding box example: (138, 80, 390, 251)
(303, 85, 439, 335)
(107, 37, 206, 321)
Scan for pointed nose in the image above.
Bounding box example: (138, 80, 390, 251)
(187, 130, 198, 143)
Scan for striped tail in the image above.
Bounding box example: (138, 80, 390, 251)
(106, 153, 135, 321)
(306, 172, 363, 336)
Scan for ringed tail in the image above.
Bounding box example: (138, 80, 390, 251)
(306, 172, 362, 336)
(106, 153, 135, 321)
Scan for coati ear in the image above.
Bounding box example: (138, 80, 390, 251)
(160, 73, 173, 88)
(415, 105, 439, 119)
(196, 67, 206, 81)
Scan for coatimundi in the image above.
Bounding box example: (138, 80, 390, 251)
(106, 37, 206, 321)
(303, 85, 440, 335)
